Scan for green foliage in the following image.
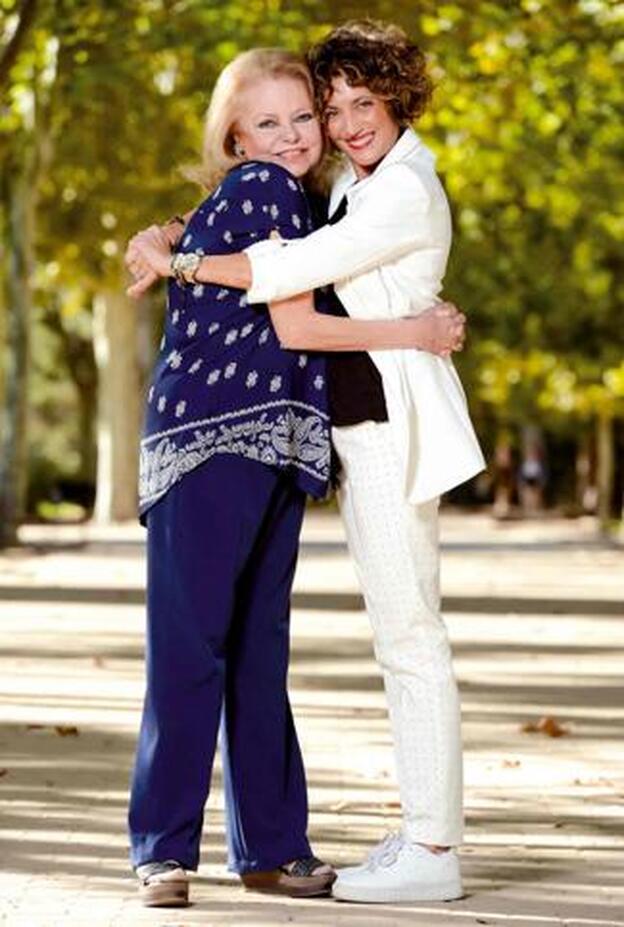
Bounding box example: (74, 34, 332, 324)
(416, 0, 624, 426)
(1, 0, 623, 509)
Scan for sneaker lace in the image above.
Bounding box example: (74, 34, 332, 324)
(365, 832, 404, 871)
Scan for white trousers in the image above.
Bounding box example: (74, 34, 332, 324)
(332, 421, 463, 846)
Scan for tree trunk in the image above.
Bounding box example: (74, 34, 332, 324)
(0, 164, 34, 547)
(596, 410, 614, 531)
(93, 285, 141, 522)
(0, 0, 39, 91)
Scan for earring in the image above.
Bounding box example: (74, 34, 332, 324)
(234, 141, 246, 158)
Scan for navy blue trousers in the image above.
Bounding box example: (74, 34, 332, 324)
(128, 454, 311, 873)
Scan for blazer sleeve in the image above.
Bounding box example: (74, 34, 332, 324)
(245, 163, 438, 304)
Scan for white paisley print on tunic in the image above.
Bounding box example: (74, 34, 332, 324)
(140, 161, 330, 519)
(140, 401, 330, 509)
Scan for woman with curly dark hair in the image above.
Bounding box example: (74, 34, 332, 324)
(127, 20, 483, 905)
(309, 19, 434, 165)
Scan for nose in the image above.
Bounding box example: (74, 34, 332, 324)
(341, 110, 361, 139)
(283, 120, 301, 143)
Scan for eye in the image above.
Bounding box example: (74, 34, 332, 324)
(324, 109, 338, 121)
(258, 118, 278, 129)
(357, 99, 374, 109)
(294, 111, 314, 123)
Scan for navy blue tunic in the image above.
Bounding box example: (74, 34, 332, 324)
(139, 162, 331, 518)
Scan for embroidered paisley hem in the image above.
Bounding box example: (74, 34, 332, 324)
(139, 400, 330, 517)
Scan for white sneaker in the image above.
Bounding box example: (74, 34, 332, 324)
(332, 833, 463, 903)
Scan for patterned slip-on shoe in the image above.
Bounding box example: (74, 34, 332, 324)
(136, 859, 189, 907)
(241, 855, 336, 898)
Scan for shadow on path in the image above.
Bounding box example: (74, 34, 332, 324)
(1, 584, 622, 616)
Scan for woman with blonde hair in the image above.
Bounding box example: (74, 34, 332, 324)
(127, 45, 464, 909)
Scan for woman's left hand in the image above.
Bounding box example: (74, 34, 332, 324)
(416, 301, 466, 356)
(437, 301, 466, 354)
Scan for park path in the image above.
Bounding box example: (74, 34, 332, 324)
(1, 510, 623, 927)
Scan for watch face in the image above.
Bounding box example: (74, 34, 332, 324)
(175, 252, 200, 273)
(172, 250, 201, 283)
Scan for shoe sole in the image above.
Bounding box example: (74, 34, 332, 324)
(241, 870, 336, 898)
(139, 880, 189, 907)
(332, 879, 463, 903)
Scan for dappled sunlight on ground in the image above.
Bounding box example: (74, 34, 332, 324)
(1, 513, 623, 925)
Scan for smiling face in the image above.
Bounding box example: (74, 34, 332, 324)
(323, 75, 401, 179)
(233, 75, 323, 178)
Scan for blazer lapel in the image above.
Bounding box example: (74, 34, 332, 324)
(329, 161, 356, 217)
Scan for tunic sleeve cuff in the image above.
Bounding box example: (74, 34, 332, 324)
(244, 239, 284, 304)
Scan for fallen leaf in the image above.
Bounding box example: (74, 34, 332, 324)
(537, 716, 569, 737)
(55, 725, 79, 737)
(520, 716, 569, 737)
(521, 720, 538, 733)
(26, 723, 45, 731)
(502, 759, 521, 768)
(93, 656, 106, 668)
(0, 769, 8, 777)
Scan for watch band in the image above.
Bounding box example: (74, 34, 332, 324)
(171, 251, 202, 284)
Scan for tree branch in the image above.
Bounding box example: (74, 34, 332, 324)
(0, 0, 38, 90)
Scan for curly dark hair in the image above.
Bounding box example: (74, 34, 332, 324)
(307, 19, 433, 125)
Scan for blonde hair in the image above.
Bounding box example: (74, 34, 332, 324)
(192, 48, 315, 189)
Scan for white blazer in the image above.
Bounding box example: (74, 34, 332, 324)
(245, 128, 485, 503)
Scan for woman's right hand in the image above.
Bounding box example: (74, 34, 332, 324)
(124, 221, 183, 299)
(414, 302, 466, 356)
